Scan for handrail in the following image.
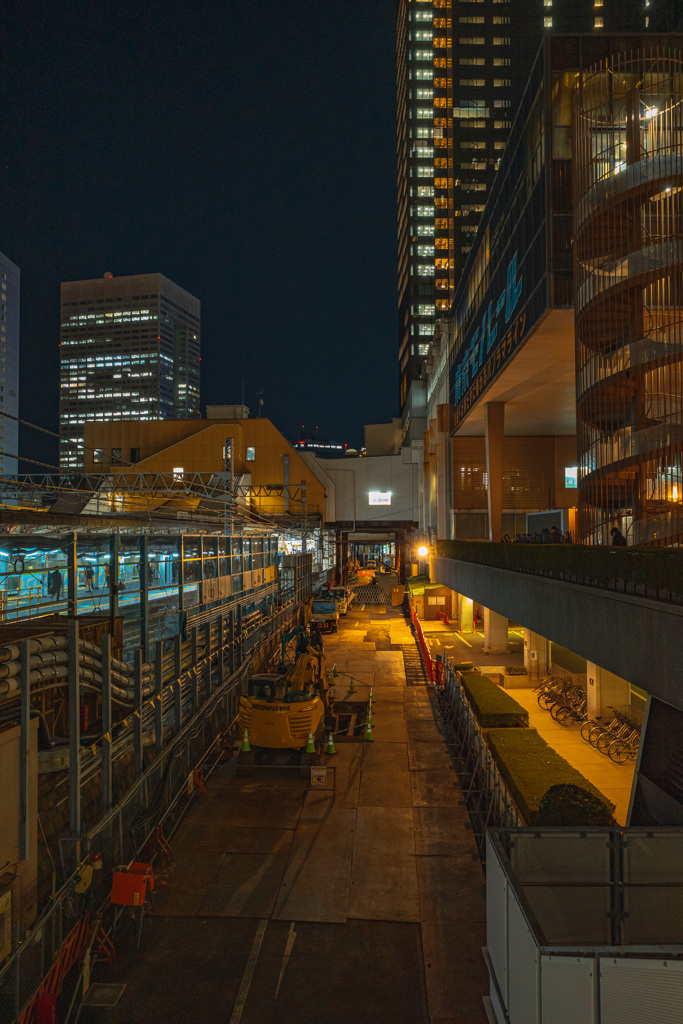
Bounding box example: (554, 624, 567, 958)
(435, 540, 683, 605)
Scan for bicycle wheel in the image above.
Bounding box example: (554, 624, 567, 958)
(555, 706, 574, 726)
(588, 725, 605, 746)
(608, 739, 630, 764)
(550, 703, 568, 722)
(538, 693, 553, 709)
(597, 730, 619, 753)
(580, 721, 595, 742)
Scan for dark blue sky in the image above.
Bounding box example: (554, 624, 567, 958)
(2, 1, 398, 466)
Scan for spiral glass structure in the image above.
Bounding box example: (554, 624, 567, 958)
(574, 49, 683, 546)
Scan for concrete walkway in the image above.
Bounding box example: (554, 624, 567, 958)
(80, 606, 487, 1024)
(421, 620, 635, 824)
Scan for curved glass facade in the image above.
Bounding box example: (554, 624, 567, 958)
(574, 49, 683, 546)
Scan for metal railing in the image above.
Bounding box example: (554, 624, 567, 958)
(435, 539, 683, 604)
(435, 660, 522, 856)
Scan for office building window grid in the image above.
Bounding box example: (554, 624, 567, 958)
(59, 274, 200, 469)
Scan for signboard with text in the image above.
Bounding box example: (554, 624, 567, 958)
(449, 220, 548, 431)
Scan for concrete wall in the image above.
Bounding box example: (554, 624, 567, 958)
(432, 555, 683, 711)
(318, 453, 418, 526)
(0, 720, 38, 938)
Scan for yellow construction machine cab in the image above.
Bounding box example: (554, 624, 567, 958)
(239, 667, 328, 750)
(247, 674, 288, 702)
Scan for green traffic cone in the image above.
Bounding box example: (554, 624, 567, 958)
(332, 664, 338, 678)
(370, 687, 376, 704)
(364, 718, 374, 742)
(305, 731, 316, 754)
(368, 708, 374, 727)
(348, 677, 357, 694)
(241, 728, 251, 753)
(326, 732, 337, 755)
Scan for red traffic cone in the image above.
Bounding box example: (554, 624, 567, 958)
(436, 611, 441, 621)
(444, 614, 449, 625)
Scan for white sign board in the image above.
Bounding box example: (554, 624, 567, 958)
(369, 491, 391, 506)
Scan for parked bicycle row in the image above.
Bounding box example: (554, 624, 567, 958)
(535, 675, 587, 725)
(580, 707, 640, 764)
(534, 675, 639, 764)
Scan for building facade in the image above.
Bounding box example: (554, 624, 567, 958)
(397, 0, 678, 432)
(574, 49, 683, 546)
(421, 32, 683, 545)
(0, 251, 20, 475)
(59, 272, 200, 469)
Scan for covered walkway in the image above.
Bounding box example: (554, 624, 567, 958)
(421, 621, 635, 824)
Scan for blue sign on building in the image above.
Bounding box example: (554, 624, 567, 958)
(450, 251, 525, 424)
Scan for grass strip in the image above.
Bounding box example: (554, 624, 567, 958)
(487, 727, 616, 825)
(460, 672, 528, 728)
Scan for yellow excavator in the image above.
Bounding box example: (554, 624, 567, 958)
(237, 626, 333, 751)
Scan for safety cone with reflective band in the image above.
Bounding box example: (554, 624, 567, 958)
(326, 732, 337, 755)
(241, 729, 251, 753)
(348, 677, 357, 694)
(305, 731, 316, 754)
(370, 687, 376, 704)
(364, 717, 374, 742)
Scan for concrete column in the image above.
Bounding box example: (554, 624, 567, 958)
(485, 402, 505, 543)
(459, 595, 473, 633)
(523, 629, 550, 680)
(484, 608, 508, 653)
(586, 662, 631, 719)
(436, 404, 450, 540)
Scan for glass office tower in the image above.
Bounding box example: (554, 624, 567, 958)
(59, 272, 200, 469)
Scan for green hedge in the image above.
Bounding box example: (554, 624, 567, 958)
(435, 539, 683, 597)
(487, 728, 616, 826)
(460, 672, 528, 728)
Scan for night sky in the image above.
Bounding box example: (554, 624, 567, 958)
(2, 1, 398, 469)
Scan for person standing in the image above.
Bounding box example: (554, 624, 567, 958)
(610, 527, 627, 546)
(50, 568, 63, 601)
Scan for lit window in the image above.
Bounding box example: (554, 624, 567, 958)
(594, 16, 603, 27)
(544, 16, 552, 27)
(173, 467, 184, 480)
(246, 447, 256, 461)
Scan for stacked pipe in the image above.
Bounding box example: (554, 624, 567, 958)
(0, 635, 155, 705)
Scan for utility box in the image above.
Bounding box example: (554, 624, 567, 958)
(110, 863, 154, 907)
(392, 587, 404, 607)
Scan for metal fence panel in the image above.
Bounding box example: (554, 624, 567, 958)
(599, 958, 683, 1024)
(540, 956, 596, 1024)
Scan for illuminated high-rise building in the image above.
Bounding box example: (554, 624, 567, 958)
(397, 0, 679, 431)
(0, 251, 20, 475)
(59, 272, 200, 469)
